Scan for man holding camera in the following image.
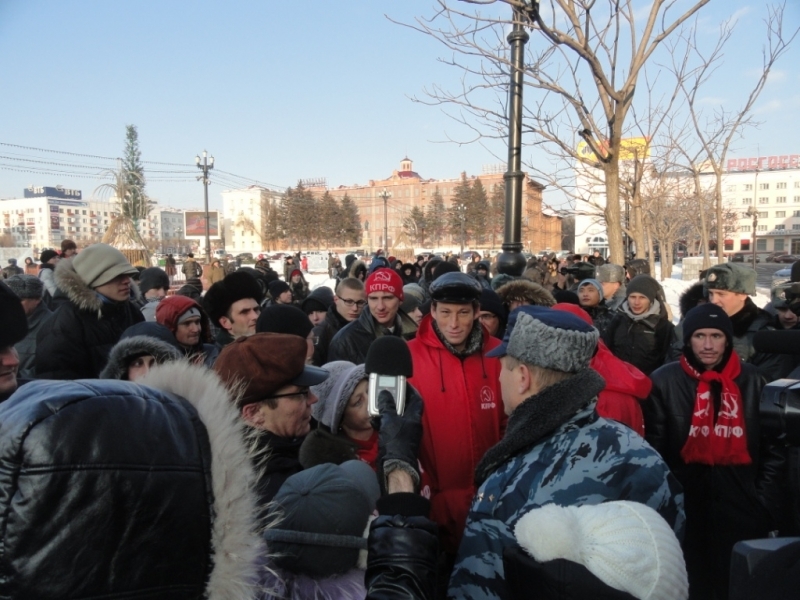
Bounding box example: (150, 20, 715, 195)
(644, 303, 787, 599)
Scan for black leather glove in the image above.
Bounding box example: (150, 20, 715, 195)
(375, 387, 424, 494)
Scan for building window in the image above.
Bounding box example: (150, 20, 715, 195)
(794, 210, 800, 217)
(744, 184, 753, 191)
(776, 211, 786, 218)
(775, 224, 785, 230)
(741, 240, 751, 251)
(775, 239, 785, 251)
(795, 196, 800, 203)
(759, 183, 769, 190)
(742, 198, 752, 205)
(794, 224, 800, 230)
(795, 182, 800, 188)
(777, 196, 787, 203)
(777, 182, 787, 189)
(758, 211, 768, 218)
(757, 239, 768, 251)
(741, 225, 751, 232)
(759, 197, 769, 204)
(726, 184, 736, 192)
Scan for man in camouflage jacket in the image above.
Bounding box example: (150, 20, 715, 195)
(448, 306, 685, 600)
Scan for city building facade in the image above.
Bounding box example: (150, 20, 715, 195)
(221, 185, 283, 254)
(308, 158, 561, 254)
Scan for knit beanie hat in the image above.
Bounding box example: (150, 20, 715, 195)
(311, 361, 367, 431)
(487, 305, 598, 373)
(0, 281, 27, 347)
(256, 304, 313, 338)
(577, 278, 603, 297)
(365, 268, 404, 301)
(432, 260, 460, 281)
(268, 279, 291, 299)
(479, 288, 506, 319)
(704, 263, 756, 296)
(514, 501, 688, 600)
(682, 303, 734, 346)
(301, 286, 334, 315)
(39, 249, 59, 264)
(552, 290, 580, 305)
(596, 264, 626, 284)
(265, 461, 379, 577)
(626, 275, 660, 303)
(401, 283, 426, 314)
(4, 274, 44, 299)
(139, 267, 170, 295)
(72, 243, 137, 288)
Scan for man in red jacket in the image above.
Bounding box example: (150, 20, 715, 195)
(407, 272, 506, 559)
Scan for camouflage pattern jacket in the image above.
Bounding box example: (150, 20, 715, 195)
(448, 369, 685, 600)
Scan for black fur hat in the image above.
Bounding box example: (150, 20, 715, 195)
(0, 281, 27, 348)
(202, 271, 264, 324)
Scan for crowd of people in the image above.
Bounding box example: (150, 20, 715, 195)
(1, 242, 800, 599)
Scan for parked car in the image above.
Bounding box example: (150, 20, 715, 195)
(235, 252, 254, 261)
(774, 254, 800, 264)
(731, 252, 760, 263)
(773, 266, 791, 286)
(765, 251, 789, 262)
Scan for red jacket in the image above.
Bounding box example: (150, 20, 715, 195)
(408, 314, 506, 554)
(552, 303, 651, 436)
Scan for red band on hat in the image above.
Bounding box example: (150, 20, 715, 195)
(365, 268, 404, 300)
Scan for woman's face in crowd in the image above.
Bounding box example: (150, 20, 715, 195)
(342, 380, 373, 438)
(127, 355, 156, 381)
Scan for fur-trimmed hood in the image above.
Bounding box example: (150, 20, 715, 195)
(100, 335, 183, 380)
(139, 362, 269, 599)
(54, 256, 141, 315)
(348, 259, 367, 280)
(679, 281, 706, 320)
(496, 278, 556, 307)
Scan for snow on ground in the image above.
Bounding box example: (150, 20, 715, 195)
(304, 265, 771, 326)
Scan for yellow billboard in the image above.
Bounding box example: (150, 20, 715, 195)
(576, 137, 650, 162)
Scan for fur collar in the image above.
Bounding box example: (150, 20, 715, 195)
(432, 318, 484, 358)
(138, 363, 269, 599)
(475, 368, 606, 485)
(497, 279, 556, 307)
(54, 257, 141, 314)
(730, 297, 762, 337)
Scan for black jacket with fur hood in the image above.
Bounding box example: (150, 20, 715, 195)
(0, 363, 266, 599)
(35, 258, 145, 380)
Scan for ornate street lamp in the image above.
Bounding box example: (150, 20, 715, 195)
(496, 1, 539, 276)
(195, 150, 215, 264)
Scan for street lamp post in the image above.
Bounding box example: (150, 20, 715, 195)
(497, 1, 538, 277)
(456, 203, 467, 255)
(379, 187, 392, 252)
(195, 150, 215, 264)
(746, 206, 758, 269)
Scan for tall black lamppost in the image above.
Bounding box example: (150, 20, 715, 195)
(195, 150, 215, 264)
(496, 1, 538, 276)
(378, 187, 392, 252)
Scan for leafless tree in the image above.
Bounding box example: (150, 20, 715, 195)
(396, 0, 710, 263)
(668, 2, 798, 262)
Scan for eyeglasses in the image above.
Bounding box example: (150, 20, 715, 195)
(264, 388, 311, 401)
(339, 298, 367, 308)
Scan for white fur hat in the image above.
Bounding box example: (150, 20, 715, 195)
(514, 501, 688, 600)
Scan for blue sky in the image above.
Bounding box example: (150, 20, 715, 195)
(0, 0, 798, 211)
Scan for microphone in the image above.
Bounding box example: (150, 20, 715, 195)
(753, 330, 800, 355)
(364, 336, 413, 417)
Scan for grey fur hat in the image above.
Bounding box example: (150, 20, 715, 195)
(4, 274, 44, 299)
(487, 305, 599, 373)
(311, 361, 367, 431)
(704, 263, 756, 296)
(595, 264, 626, 284)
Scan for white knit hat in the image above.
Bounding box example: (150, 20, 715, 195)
(514, 501, 688, 600)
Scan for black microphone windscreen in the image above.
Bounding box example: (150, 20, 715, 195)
(753, 330, 800, 355)
(365, 336, 413, 377)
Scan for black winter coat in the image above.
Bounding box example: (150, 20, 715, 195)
(328, 305, 417, 365)
(311, 303, 350, 366)
(602, 301, 675, 375)
(35, 260, 145, 380)
(0, 366, 264, 599)
(644, 359, 787, 598)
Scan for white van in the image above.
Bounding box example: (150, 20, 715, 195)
(213, 249, 227, 260)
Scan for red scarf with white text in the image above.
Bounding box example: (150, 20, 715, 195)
(679, 351, 752, 466)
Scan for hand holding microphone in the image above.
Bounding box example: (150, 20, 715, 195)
(365, 336, 424, 493)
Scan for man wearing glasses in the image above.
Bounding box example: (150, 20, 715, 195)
(214, 332, 329, 504)
(311, 277, 366, 366)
